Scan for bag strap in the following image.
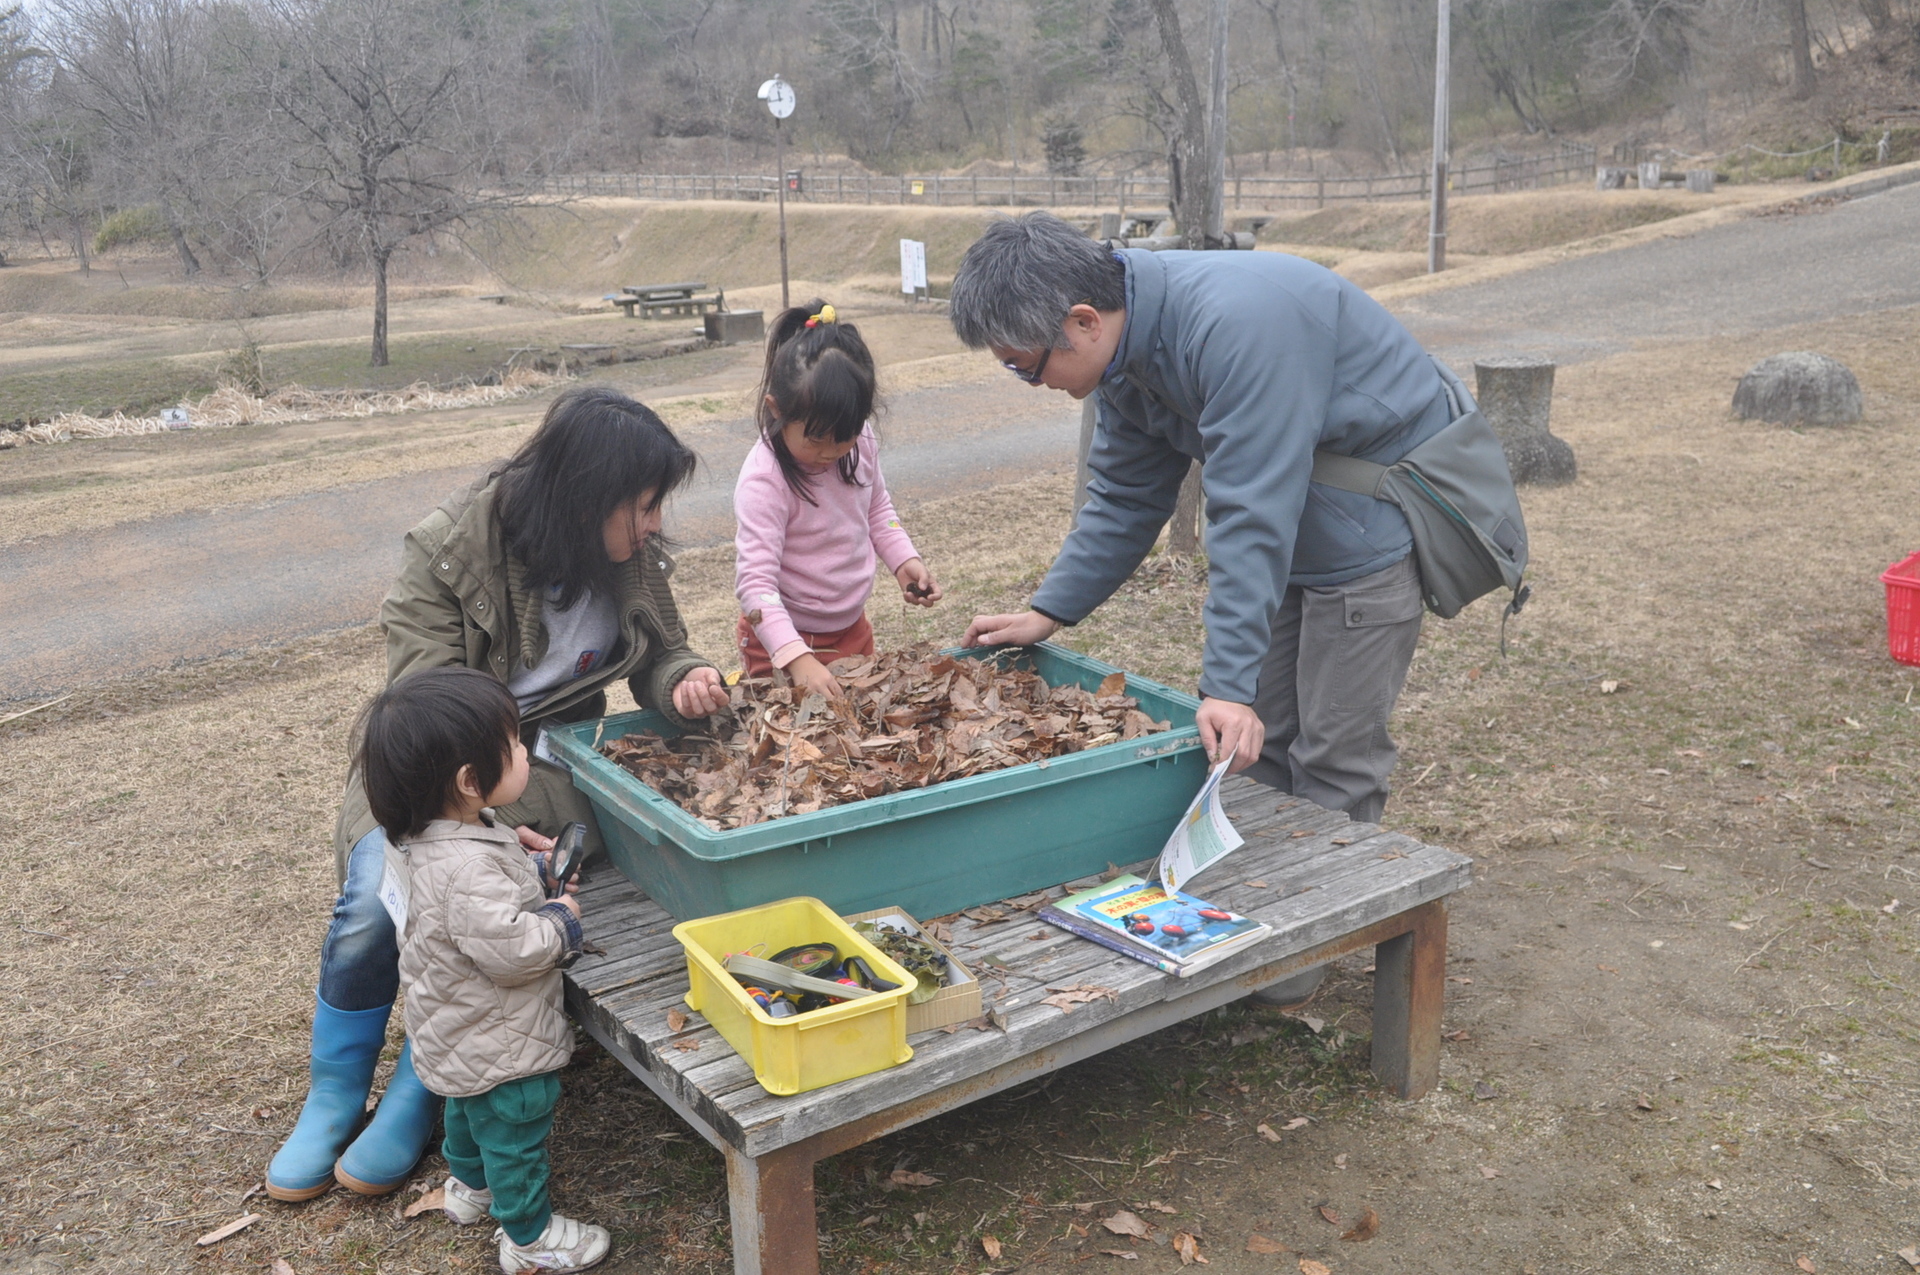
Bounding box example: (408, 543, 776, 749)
(1309, 449, 1391, 499)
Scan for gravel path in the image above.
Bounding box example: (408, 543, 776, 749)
(8, 181, 1917, 700)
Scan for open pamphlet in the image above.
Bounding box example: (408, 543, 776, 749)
(1157, 751, 1246, 893)
(1039, 874, 1271, 978)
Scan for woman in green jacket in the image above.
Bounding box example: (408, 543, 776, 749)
(267, 387, 727, 1202)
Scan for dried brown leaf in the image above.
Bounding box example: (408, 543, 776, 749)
(1246, 1234, 1291, 1254)
(272, 1261, 297, 1275)
(1283, 1116, 1310, 1130)
(1796, 1258, 1816, 1273)
(1042, 983, 1118, 1014)
(666, 1007, 688, 1033)
(981, 1235, 1003, 1259)
(1257, 1123, 1281, 1143)
(1101, 1251, 1140, 1260)
(1103, 1210, 1152, 1238)
(1144, 1201, 1177, 1214)
(1478, 1165, 1501, 1179)
(671, 1037, 700, 1052)
(888, 1169, 940, 1187)
(1317, 1206, 1340, 1226)
(1896, 1246, 1920, 1270)
(1339, 1208, 1378, 1242)
(1173, 1231, 1206, 1265)
(1299, 1260, 1332, 1275)
(404, 1188, 445, 1218)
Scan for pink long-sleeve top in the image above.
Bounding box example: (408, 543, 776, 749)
(734, 426, 919, 668)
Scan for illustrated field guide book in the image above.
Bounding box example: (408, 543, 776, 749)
(1039, 874, 1270, 977)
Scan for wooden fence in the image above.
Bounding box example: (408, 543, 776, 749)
(537, 145, 1596, 211)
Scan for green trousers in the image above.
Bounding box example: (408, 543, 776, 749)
(442, 1071, 562, 1246)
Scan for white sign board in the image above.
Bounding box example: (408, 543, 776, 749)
(899, 238, 927, 294)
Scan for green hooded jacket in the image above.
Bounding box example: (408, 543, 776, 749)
(332, 470, 716, 881)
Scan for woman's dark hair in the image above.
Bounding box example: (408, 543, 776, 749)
(495, 386, 698, 608)
(756, 299, 879, 503)
(356, 667, 522, 843)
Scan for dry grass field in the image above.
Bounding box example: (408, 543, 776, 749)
(3, 288, 1917, 1274)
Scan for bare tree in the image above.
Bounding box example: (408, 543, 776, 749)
(1143, 0, 1218, 247)
(38, 0, 218, 277)
(1782, 0, 1817, 97)
(268, 0, 540, 366)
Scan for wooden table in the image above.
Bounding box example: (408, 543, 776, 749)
(610, 281, 723, 318)
(564, 778, 1471, 1275)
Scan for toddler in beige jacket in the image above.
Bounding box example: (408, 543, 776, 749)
(358, 666, 606, 1274)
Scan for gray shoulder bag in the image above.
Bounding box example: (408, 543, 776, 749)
(1310, 358, 1531, 628)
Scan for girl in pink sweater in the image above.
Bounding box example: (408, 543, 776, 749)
(734, 301, 941, 699)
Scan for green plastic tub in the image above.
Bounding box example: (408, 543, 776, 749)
(547, 643, 1206, 922)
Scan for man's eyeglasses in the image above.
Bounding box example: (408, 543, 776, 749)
(1000, 346, 1053, 385)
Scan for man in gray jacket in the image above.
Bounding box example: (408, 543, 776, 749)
(953, 210, 1452, 829)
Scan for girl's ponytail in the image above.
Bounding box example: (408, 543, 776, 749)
(756, 299, 880, 503)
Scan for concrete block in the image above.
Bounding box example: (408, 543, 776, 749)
(704, 309, 765, 345)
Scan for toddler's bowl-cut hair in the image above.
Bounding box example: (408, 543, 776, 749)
(356, 667, 521, 843)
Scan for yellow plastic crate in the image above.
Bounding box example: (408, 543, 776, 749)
(672, 896, 915, 1095)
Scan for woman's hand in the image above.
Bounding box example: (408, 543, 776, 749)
(1194, 698, 1263, 774)
(672, 666, 728, 719)
(895, 558, 943, 607)
(963, 610, 1061, 648)
(784, 652, 843, 700)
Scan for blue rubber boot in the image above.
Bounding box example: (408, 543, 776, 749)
(334, 1038, 441, 1195)
(266, 998, 390, 1201)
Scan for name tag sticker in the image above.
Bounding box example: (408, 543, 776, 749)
(378, 859, 409, 933)
(533, 726, 571, 774)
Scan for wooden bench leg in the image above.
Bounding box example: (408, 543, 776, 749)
(724, 1143, 819, 1275)
(1370, 899, 1447, 1099)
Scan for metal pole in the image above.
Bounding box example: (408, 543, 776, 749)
(1427, 0, 1450, 273)
(1206, 0, 1229, 245)
(775, 119, 790, 310)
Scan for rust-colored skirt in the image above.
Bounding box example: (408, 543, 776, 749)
(735, 613, 876, 677)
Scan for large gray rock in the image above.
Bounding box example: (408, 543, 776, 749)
(1474, 355, 1577, 486)
(1732, 351, 1862, 425)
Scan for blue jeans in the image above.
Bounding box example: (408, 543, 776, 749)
(318, 828, 400, 1012)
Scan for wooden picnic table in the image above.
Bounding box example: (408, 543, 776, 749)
(563, 777, 1471, 1275)
(608, 281, 724, 318)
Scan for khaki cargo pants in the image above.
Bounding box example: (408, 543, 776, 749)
(1240, 554, 1424, 825)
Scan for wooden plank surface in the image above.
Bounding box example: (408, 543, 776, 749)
(564, 778, 1472, 1157)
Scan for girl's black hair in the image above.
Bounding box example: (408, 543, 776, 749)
(356, 667, 522, 842)
(495, 386, 698, 608)
(756, 299, 879, 503)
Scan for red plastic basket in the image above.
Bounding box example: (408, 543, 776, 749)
(1884, 552, 1920, 667)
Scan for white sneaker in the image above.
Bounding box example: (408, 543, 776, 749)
(442, 1176, 493, 1225)
(496, 1214, 610, 1272)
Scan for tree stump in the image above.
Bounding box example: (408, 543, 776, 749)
(1732, 352, 1862, 425)
(1474, 356, 1576, 486)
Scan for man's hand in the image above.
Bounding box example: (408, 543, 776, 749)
(784, 652, 843, 700)
(963, 610, 1061, 648)
(672, 666, 728, 718)
(896, 558, 943, 607)
(1194, 698, 1263, 774)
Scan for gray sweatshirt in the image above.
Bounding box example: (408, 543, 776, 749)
(1029, 247, 1452, 705)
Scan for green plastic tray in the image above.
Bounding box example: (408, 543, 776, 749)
(548, 643, 1206, 921)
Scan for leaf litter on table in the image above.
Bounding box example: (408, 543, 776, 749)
(599, 645, 1173, 829)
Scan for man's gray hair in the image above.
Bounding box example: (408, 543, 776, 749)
(948, 211, 1128, 351)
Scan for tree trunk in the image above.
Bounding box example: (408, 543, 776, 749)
(1785, 0, 1817, 99)
(1170, 461, 1204, 554)
(1146, 0, 1214, 248)
(371, 247, 391, 367)
(69, 213, 91, 275)
(1858, 0, 1892, 34)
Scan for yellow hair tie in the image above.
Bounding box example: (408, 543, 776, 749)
(804, 304, 836, 328)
